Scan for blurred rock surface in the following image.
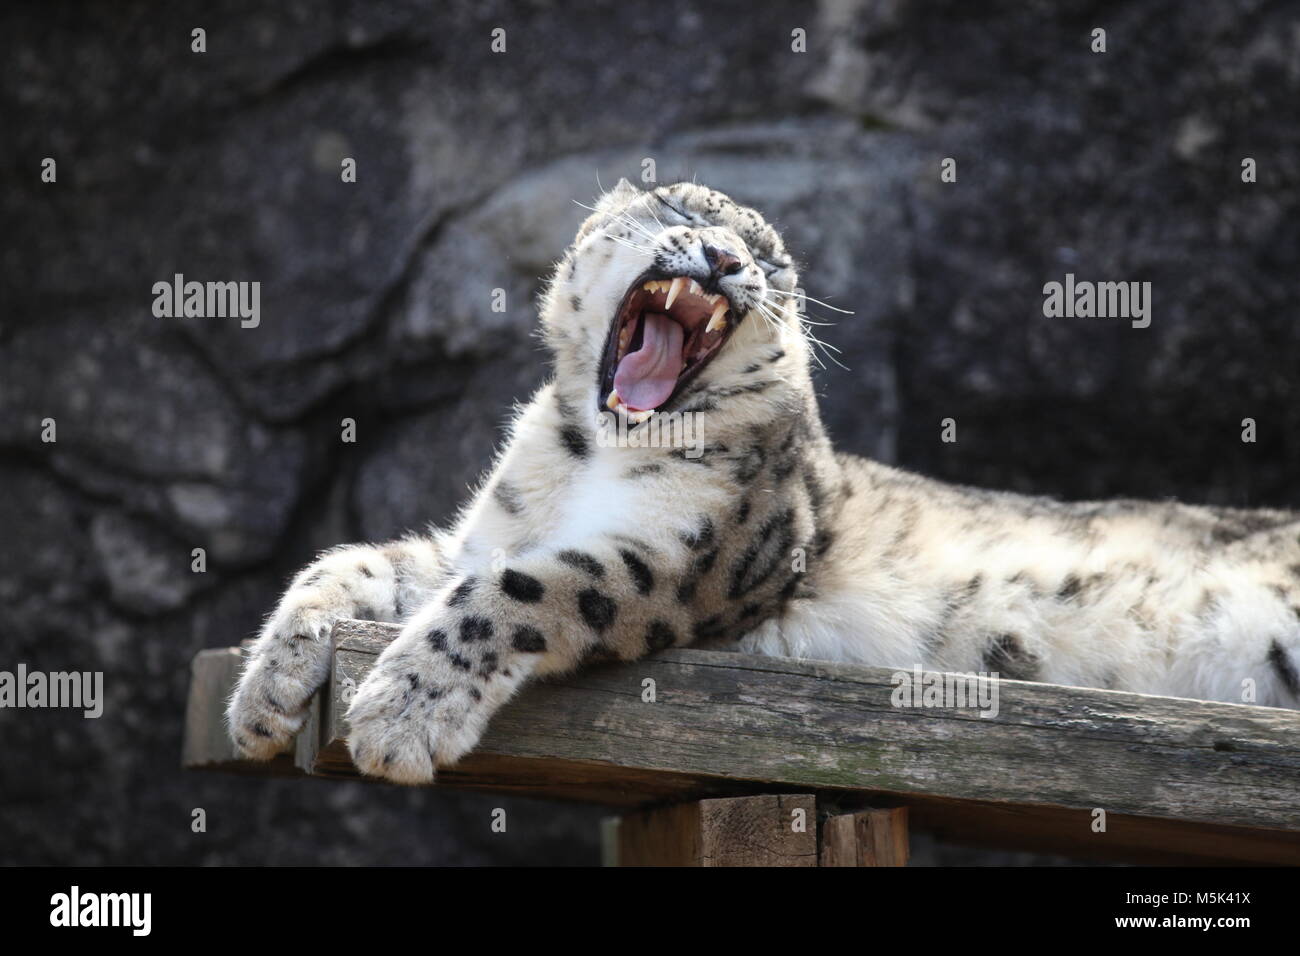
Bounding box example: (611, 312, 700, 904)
(1, 0, 1296, 864)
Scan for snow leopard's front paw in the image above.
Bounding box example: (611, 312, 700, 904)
(226, 607, 338, 760)
(227, 542, 412, 760)
(226, 656, 309, 760)
(345, 613, 533, 785)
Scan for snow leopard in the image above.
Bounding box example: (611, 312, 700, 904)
(227, 178, 1300, 784)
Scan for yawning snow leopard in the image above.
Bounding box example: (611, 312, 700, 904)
(227, 179, 1300, 783)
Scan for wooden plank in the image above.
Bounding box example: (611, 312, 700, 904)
(821, 808, 910, 866)
(185, 620, 1300, 864)
(183, 647, 243, 768)
(616, 794, 817, 866)
(599, 817, 622, 867)
(319, 622, 1300, 831)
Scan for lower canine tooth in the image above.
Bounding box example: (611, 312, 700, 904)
(706, 302, 728, 333)
(606, 388, 621, 410)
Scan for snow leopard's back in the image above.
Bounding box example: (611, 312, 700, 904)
(741, 453, 1300, 708)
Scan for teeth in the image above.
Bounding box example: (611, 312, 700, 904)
(688, 279, 704, 296)
(706, 301, 728, 333)
(606, 389, 654, 421)
(665, 276, 688, 310)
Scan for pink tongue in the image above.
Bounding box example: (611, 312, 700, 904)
(614, 312, 684, 411)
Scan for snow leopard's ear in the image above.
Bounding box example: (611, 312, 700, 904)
(574, 178, 643, 244)
(607, 177, 641, 201)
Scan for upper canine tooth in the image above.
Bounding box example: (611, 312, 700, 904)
(665, 277, 688, 309)
(706, 301, 728, 333)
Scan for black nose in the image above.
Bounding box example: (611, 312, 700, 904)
(704, 244, 744, 278)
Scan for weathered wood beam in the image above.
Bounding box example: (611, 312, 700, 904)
(821, 808, 910, 866)
(609, 794, 818, 866)
(185, 620, 1300, 865)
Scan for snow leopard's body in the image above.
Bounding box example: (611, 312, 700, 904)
(228, 180, 1300, 783)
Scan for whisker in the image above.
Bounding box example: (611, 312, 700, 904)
(605, 234, 652, 254)
(763, 293, 839, 327)
(759, 295, 849, 371)
(574, 202, 658, 244)
(753, 303, 786, 340)
(625, 220, 660, 245)
(573, 199, 663, 253)
(609, 211, 659, 244)
(785, 291, 855, 315)
(803, 329, 849, 370)
(762, 294, 817, 323)
(640, 197, 667, 232)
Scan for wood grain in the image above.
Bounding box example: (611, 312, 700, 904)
(821, 808, 910, 866)
(616, 794, 817, 866)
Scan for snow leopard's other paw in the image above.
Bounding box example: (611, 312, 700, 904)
(225, 609, 338, 760)
(226, 543, 421, 760)
(344, 615, 531, 785)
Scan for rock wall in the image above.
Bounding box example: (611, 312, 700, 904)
(1, 0, 1296, 863)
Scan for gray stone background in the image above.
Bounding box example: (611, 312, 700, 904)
(1, 0, 1296, 864)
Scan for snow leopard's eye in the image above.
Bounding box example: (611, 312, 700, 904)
(656, 197, 697, 226)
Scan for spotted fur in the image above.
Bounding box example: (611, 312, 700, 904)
(228, 180, 1300, 783)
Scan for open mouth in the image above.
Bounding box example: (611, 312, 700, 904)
(596, 273, 737, 421)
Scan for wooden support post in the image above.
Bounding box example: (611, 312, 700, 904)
(610, 794, 817, 866)
(820, 807, 910, 866)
